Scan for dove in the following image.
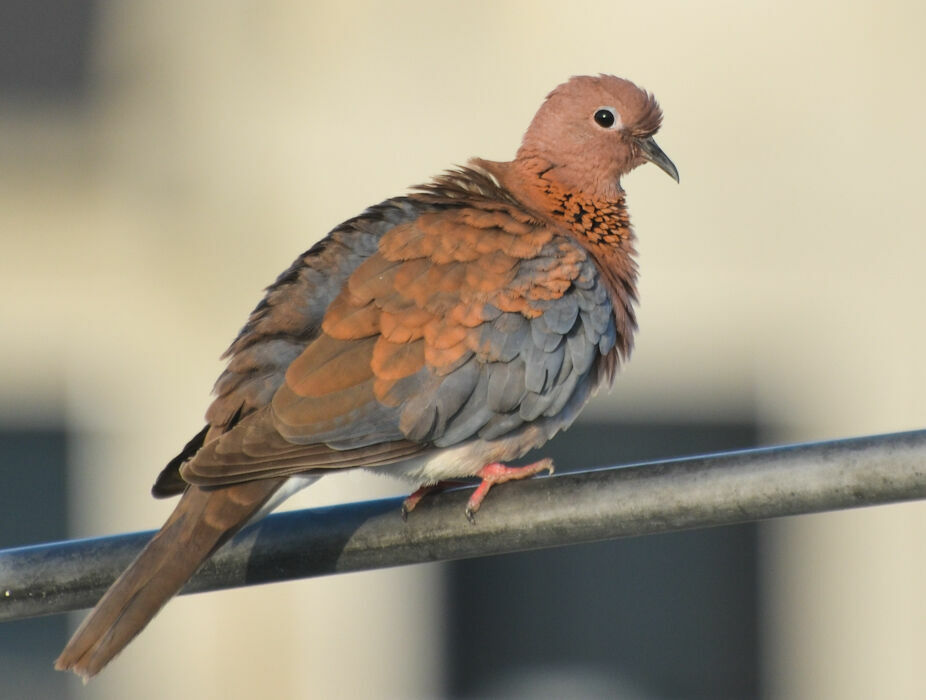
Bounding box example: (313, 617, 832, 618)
(55, 74, 678, 680)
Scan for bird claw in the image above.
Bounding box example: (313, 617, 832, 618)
(400, 486, 430, 520)
(400, 481, 465, 520)
(463, 458, 555, 523)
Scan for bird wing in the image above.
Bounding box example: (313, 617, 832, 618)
(151, 198, 426, 496)
(180, 196, 619, 487)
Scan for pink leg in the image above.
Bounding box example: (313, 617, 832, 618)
(401, 481, 465, 520)
(465, 458, 555, 523)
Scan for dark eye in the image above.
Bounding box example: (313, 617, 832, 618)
(594, 108, 616, 129)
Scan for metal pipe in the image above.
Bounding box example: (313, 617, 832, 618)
(2, 428, 926, 623)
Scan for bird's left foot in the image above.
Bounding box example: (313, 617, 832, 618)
(465, 458, 555, 523)
(401, 481, 466, 520)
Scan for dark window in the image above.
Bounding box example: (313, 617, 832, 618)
(443, 420, 760, 699)
(0, 1, 98, 104)
(0, 428, 71, 699)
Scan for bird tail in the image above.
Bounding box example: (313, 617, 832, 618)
(55, 479, 283, 681)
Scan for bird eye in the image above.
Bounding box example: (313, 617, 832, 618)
(593, 107, 618, 129)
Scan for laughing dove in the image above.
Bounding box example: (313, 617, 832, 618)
(56, 74, 678, 679)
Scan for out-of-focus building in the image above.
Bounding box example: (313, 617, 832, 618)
(2, 2, 925, 698)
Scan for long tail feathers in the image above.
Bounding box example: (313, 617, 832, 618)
(55, 479, 283, 681)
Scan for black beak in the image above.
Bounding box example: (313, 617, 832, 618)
(636, 136, 679, 183)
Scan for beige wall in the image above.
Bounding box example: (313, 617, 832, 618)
(3, 1, 926, 698)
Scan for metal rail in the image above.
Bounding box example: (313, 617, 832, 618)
(2, 429, 926, 623)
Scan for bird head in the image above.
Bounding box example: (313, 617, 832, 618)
(515, 74, 678, 202)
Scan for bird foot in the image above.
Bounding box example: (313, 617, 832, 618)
(465, 458, 555, 524)
(400, 481, 466, 520)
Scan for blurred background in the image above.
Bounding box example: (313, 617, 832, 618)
(2, 1, 926, 698)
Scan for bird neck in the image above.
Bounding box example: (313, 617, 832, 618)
(537, 176, 636, 255)
(477, 157, 636, 257)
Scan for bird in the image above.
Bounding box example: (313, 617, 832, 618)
(55, 73, 678, 680)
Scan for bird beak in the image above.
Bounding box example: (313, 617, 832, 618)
(636, 136, 679, 183)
